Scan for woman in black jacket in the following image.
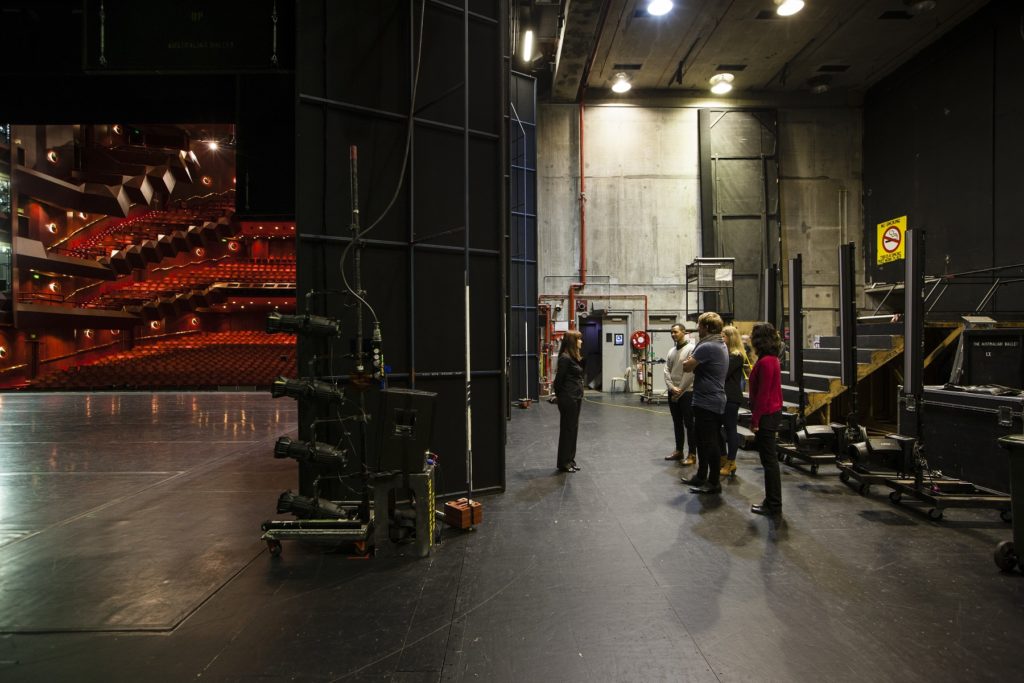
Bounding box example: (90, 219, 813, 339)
(552, 330, 585, 473)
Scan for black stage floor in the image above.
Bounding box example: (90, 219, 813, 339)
(0, 391, 1021, 681)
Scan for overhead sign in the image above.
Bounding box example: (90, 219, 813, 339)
(876, 216, 907, 265)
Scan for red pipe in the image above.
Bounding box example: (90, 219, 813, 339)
(568, 99, 588, 328)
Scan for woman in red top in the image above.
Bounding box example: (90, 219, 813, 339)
(748, 322, 784, 516)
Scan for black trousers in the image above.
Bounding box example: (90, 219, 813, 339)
(693, 405, 724, 486)
(721, 400, 740, 462)
(757, 412, 783, 511)
(668, 390, 695, 452)
(556, 395, 582, 469)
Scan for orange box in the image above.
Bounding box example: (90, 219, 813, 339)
(444, 498, 483, 529)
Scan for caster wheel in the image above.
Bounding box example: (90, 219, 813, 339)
(1000, 509, 1012, 524)
(994, 541, 1018, 572)
(927, 508, 944, 521)
(810, 465, 819, 475)
(266, 539, 282, 557)
(839, 471, 850, 484)
(784, 454, 792, 464)
(858, 484, 870, 496)
(889, 491, 902, 504)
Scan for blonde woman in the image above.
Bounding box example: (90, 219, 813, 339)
(720, 326, 749, 477)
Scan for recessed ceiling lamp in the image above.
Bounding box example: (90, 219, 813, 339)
(611, 72, 632, 93)
(774, 0, 805, 16)
(647, 0, 673, 16)
(709, 73, 735, 95)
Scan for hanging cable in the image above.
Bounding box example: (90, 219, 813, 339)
(338, 0, 427, 329)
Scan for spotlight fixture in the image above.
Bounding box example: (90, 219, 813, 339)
(709, 72, 735, 94)
(0, 346, 7, 359)
(611, 72, 632, 94)
(190, 317, 200, 327)
(201, 176, 212, 186)
(774, 0, 805, 16)
(48, 281, 60, 293)
(274, 436, 348, 468)
(266, 311, 341, 337)
(46, 150, 59, 164)
(46, 222, 58, 233)
(150, 321, 161, 329)
(112, 124, 123, 135)
(271, 377, 347, 404)
(276, 491, 348, 519)
(195, 247, 205, 257)
(207, 141, 219, 151)
(521, 29, 534, 63)
(227, 241, 239, 252)
(647, 0, 673, 16)
(83, 329, 94, 338)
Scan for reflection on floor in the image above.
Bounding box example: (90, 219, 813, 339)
(0, 391, 1020, 681)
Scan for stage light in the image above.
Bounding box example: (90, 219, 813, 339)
(274, 436, 348, 467)
(266, 311, 341, 337)
(271, 377, 346, 404)
(46, 150, 59, 164)
(207, 141, 219, 151)
(46, 222, 57, 233)
(276, 491, 348, 519)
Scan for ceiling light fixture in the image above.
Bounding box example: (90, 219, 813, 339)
(709, 73, 735, 95)
(611, 72, 632, 94)
(207, 141, 219, 151)
(774, 0, 805, 16)
(903, 0, 936, 13)
(807, 74, 832, 94)
(647, 0, 673, 16)
(521, 29, 534, 63)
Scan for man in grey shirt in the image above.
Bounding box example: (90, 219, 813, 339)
(664, 323, 696, 464)
(680, 311, 729, 494)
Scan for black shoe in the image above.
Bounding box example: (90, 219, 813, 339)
(680, 476, 706, 486)
(557, 465, 580, 473)
(751, 504, 781, 516)
(690, 484, 722, 494)
(570, 461, 582, 470)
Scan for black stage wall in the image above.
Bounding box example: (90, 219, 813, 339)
(863, 0, 1024, 317)
(294, 1, 508, 496)
(0, 0, 295, 219)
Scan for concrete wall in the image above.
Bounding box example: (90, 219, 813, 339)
(778, 107, 864, 346)
(537, 102, 863, 350)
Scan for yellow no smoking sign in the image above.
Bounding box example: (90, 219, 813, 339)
(876, 216, 906, 265)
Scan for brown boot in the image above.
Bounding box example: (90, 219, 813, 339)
(720, 457, 737, 477)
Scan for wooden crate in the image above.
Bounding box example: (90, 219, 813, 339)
(443, 498, 483, 528)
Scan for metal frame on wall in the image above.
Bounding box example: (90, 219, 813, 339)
(508, 71, 537, 405)
(698, 109, 780, 322)
(294, 0, 508, 496)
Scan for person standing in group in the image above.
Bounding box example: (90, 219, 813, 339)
(664, 323, 697, 465)
(748, 322, 784, 516)
(680, 312, 729, 495)
(719, 325, 749, 478)
(552, 330, 585, 473)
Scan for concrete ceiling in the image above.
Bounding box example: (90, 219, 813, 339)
(520, 0, 990, 102)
